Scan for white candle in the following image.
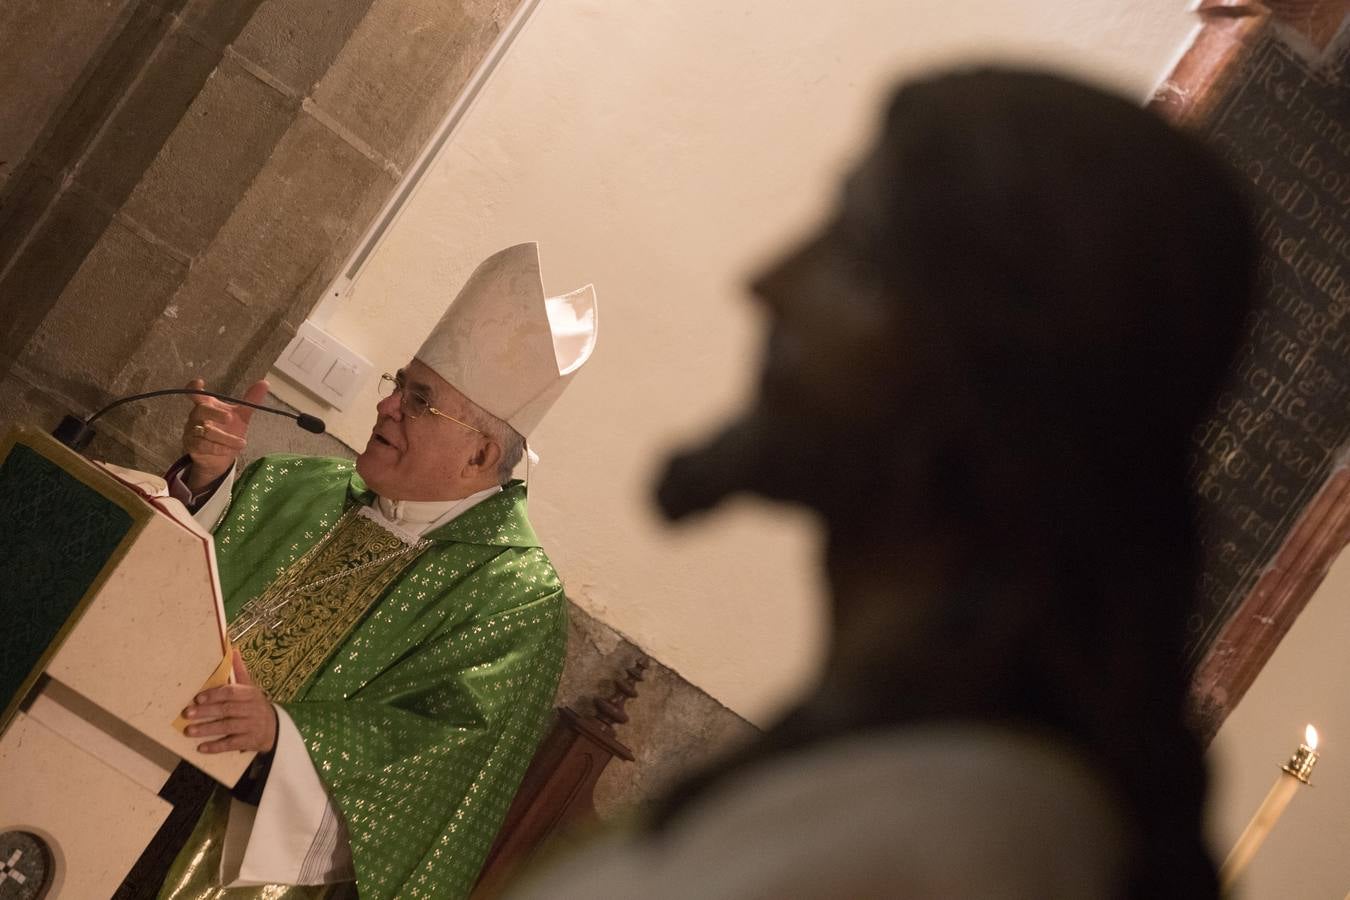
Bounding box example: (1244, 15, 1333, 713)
(1220, 724, 1320, 890)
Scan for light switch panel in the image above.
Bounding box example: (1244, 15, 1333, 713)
(289, 336, 326, 374)
(322, 360, 360, 396)
(274, 320, 372, 411)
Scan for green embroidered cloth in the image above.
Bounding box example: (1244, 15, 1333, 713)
(200, 455, 566, 899)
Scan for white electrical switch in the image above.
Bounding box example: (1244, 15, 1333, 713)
(289, 337, 326, 374)
(273, 320, 373, 412)
(323, 360, 359, 396)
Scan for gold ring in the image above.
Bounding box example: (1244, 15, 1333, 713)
(193, 424, 206, 437)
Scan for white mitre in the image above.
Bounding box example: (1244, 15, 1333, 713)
(414, 242, 598, 437)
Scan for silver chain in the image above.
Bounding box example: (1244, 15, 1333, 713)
(230, 512, 429, 641)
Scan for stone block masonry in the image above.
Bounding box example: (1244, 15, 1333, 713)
(0, 0, 523, 469)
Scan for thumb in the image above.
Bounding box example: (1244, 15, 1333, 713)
(235, 379, 270, 424)
(231, 648, 254, 685)
(186, 377, 210, 406)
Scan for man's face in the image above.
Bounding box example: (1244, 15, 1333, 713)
(355, 359, 487, 501)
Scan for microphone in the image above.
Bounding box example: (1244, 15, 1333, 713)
(52, 388, 327, 451)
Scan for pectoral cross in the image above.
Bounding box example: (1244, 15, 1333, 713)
(230, 597, 292, 641)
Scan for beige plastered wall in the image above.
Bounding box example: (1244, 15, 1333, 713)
(1208, 546, 1350, 899)
(270, 0, 1203, 725)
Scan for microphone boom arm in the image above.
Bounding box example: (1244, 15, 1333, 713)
(53, 388, 326, 451)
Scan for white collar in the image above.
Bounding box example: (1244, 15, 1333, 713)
(363, 484, 502, 544)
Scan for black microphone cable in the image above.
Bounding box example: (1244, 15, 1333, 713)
(53, 388, 326, 450)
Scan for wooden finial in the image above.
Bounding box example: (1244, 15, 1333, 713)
(593, 656, 649, 732)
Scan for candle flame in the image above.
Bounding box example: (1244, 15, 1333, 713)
(1305, 724, 1319, 750)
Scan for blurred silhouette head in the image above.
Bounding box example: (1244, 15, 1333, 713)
(659, 68, 1256, 533)
(656, 68, 1259, 898)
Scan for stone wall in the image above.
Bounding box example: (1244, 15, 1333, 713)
(558, 603, 759, 817)
(0, 0, 522, 468)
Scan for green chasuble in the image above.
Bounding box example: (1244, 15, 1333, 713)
(164, 455, 567, 900)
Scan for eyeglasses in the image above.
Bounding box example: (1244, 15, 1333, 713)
(377, 372, 484, 434)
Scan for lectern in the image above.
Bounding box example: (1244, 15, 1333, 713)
(0, 426, 254, 898)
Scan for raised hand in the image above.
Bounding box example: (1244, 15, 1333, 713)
(183, 650, 278, 754)
(182, 377, 269, 492)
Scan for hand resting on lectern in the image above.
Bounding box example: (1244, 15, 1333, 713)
(182, 649, 278, 754)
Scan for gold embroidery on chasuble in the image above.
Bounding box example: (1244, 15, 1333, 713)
(159, 507, 427, 900)
(229, 505, 429, 702)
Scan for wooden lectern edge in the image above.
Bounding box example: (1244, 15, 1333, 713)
(0, 424, 156, 735)
(1, 424, 247, 786)
(146, 494, 233, 653)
